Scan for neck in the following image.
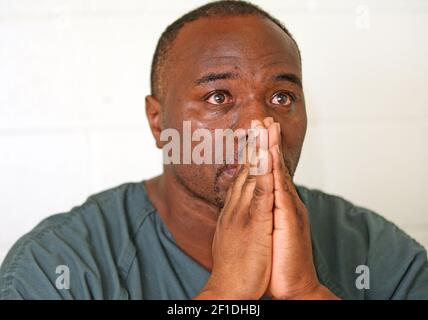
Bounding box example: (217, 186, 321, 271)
(144, 167, 219, 271)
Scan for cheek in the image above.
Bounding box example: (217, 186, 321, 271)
(280, 118, 307, 165)
(281, 116, 306, 144)
(282, 102, 307, 142)
(174, 163, 215, 181)
(172, 163, 226, 206)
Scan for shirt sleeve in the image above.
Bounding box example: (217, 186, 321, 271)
(0, 229, 101, 299)
(0, 209, 128, 300)
(297, 186, 428, 300)
(365, 213, 428, 299)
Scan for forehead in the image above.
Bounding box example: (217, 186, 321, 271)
(168, 15, 301, 78)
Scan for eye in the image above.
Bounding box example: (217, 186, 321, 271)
(205, 91, 233, 105)
(270, 91, 295, 106)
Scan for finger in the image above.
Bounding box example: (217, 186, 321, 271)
(270, 144, 289, 193)
(248, 151, 274, 223)
(221, 165, 249, 221)
(248, 119, 270, 175)
(263, 117, 274, 128)
(267, 122, 287, 190)
(269, 123, 308, 230)
(220, 126, 263, 223)
(235, 170, 257, 222)
(248, 120, 265, 166)
(267, 121, 281, 149)
(272, 123, 303, 204)
(235, 136, 272, 222)
(230, 164, 249, 203)
(269, 144, 304, 232)
(267, 122, 297, 195)
(222, 182, 233, 209)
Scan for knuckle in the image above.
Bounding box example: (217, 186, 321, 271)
(242, 176, 257, 190)
(253, 185, 267, 198)
(245, 174, 257, 184)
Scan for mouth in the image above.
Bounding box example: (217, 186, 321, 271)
(219, 163, 239, 178)
(222, 164, 238, 177)
(217, 138, 251, 179)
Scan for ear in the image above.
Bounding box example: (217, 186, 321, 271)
(145, 95, 163, 149)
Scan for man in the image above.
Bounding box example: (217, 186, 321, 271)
(0, 0, 427, 300)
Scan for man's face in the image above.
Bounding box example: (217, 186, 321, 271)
(161, 15, 307, 208)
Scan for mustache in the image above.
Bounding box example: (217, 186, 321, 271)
(217, 135, 250, 173)
(216, 144, 294, 178)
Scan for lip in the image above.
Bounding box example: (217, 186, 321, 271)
(218, 140, 249, 178)
(220, 164, 239, 178)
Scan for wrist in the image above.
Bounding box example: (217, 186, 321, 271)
(274, 283, 340, 300)
(194, 277, 259, 300)
(194, 288, 256, 300)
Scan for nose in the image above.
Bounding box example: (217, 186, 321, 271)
(233, 99, 271, 131)
(230, 99, 271, 168)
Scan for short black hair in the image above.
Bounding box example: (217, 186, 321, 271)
(150, 0, 300, 101)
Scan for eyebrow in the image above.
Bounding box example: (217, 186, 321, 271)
(274, 73, 302, 88)
(194, 71, 302, 88)
(195, 72, 239, 85)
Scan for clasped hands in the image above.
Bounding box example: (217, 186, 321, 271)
(195, 117, 338, 300)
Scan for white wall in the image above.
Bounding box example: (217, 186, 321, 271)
(0, 0, 427, 264)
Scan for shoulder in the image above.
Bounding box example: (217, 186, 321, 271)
(297, 185, 428, 299)
(0, 181, 154, 300)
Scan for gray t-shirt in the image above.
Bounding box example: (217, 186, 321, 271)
(0, 181, 427, 299)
